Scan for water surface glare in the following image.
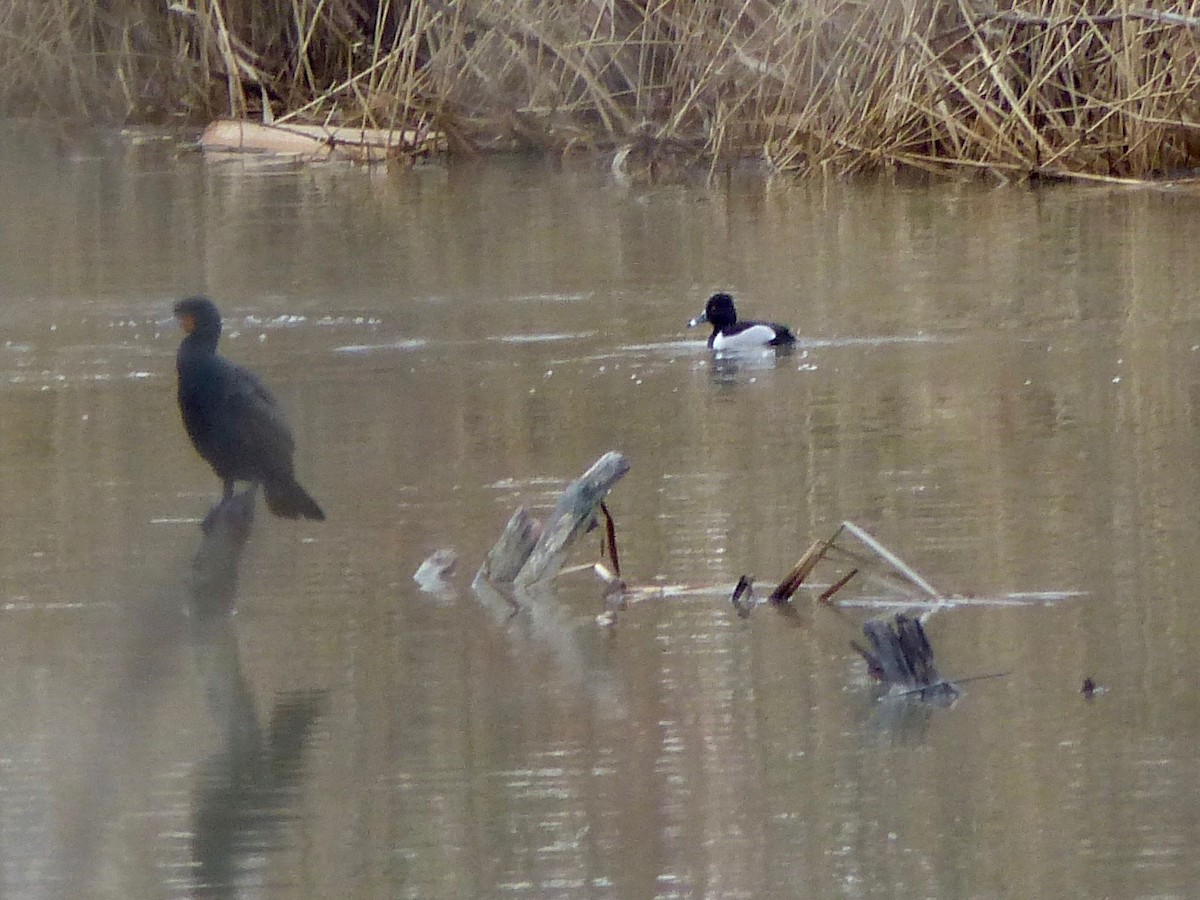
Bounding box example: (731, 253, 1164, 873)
(2, 124, 1200, 897)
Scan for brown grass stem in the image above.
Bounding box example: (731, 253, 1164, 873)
(4, 0, 1200, 178)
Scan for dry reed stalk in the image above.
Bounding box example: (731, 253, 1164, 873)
(768, 540, 832, 605)
(5, 0, 1200, 178)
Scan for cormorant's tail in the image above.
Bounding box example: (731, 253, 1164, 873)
(264, 477, 326, 521)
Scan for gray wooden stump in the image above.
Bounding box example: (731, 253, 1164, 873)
(474, 451, 630, 591)
(858, 614, 959, 704)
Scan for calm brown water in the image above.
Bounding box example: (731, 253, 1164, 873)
(3, 122, 1200, 898)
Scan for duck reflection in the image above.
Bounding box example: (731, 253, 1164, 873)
(184, 488, 325, 897)
(706, 344, 793, 386)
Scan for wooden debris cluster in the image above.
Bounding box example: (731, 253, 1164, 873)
(760, 520, 942, 610)
(734, 520, 968, 703)
(443, 452, 1034, 706)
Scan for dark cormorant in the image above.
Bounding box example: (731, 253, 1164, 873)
(174, 296, 325, 522)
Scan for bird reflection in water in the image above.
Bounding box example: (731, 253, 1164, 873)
(705, 343, 793, 387)
(56, 488, 325, 895)
(184, 487, 326, 897)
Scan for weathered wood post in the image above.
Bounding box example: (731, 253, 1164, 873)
(857, 614, 959, 703)
(473, 451, 630, 592)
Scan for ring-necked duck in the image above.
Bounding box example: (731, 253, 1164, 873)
(688, 292, 796, 350)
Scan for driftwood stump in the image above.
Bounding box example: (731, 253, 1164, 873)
(478, 508, 542, 585)
(854, 614, 959, 704)
(474, 451, 630, 590)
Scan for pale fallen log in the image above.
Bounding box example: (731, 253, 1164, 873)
(199, 119, 445, 162)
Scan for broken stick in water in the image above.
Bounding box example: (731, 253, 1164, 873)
(733, 521, 941, 616)
(768, 540, 833, 605)
(834, 521, 942, 601)
(818, 568, 859, 604)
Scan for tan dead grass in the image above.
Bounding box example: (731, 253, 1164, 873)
(3, 0, 1200, 178)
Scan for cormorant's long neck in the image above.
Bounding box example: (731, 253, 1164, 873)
(177, 330, 221, 373)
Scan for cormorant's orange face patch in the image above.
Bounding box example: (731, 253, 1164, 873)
(178, 314, 196, 334)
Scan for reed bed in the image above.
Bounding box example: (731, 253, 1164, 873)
(4, 0, 1200, 179)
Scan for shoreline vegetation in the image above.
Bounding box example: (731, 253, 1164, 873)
(6, 0, 1200, 181)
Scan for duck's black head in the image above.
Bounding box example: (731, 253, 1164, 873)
(174, 296, 222, 343)
(689, 292, 738, 331)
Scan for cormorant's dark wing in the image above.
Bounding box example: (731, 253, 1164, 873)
(211, 358, 297, 479)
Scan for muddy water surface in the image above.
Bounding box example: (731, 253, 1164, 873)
(2, 123, 1200, 897)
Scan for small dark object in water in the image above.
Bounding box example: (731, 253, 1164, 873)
(174, 296, 325, 522)
(687, 292, 796, 350)
(1081, 677, 1098, 698)
(731, 575, 756, 617)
